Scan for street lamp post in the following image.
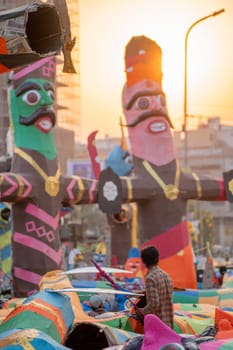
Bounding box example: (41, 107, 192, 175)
(183, 9, 225, 167)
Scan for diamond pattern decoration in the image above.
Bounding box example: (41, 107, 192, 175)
(25, 220, 55, 242)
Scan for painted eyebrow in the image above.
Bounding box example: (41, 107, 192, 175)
(15, 82, 41, 97)
(125, 90, 165, 110)
(44, 82, 54, 92)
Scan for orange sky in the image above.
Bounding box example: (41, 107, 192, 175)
(79, 0, 233, 142)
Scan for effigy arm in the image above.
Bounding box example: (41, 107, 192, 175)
(180, 172, 226, 201)
(0, 172, 32, 202)
(61, 175, 99, 206)
(98, 167, 157, 214)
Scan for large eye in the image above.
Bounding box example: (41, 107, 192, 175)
(47, 89, 55, 101)
(22, 90, 41, 105)
(135, 96, 151, 110)
(158, 94, 166, 107)
(124, 154, 133, 165)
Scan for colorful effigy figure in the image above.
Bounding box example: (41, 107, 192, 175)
(108, 203, 138, 266)
(93, 241, 107, 268)
(105, 119, 133, 177)
(99, 35, 226, 289)
(0, 57, 99, 297)
(124, 247, 142, 280)
(121, 247, 144, 291)
(0, 203, 12, 291)
(88, 127, 135, 265)
(105, 125, 135, 265)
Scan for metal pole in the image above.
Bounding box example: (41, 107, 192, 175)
(183, 9, 225, 167)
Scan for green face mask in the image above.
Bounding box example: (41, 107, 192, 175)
(10, 78, 57, 159)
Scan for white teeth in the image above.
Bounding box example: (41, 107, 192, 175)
(39, 120, 52, 130)
(150, 122, 166, 132)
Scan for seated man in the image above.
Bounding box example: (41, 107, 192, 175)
(88, 295, 106, 317)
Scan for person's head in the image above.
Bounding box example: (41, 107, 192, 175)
(74, 248, 82, 263)
(89, 295, 104, 310)
(141, 246, 159, 268)
(219, 265, 227, 276)
(0, 207, 10, 222)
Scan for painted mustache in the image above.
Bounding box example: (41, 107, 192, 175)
(122, 110, 173, 128)
(19, 108, 56, 127)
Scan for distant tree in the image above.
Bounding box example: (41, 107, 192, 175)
(200, 210, 213, 247)
(188, 201, 213, 249)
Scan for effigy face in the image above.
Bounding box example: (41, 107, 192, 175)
(122, 79, 170, 131)
(8, 57, 57, 158)
(125, 256, 142, 277)
(10, 78, 55, 131)
(122, 79, 174, 164)
(105, 145, 133, 177)
(121, 35, 176, 165)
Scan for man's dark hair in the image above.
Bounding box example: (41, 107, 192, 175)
(219, 265, 227, 275)
(141, 246, 159, 267)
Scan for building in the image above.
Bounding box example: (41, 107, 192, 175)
(54, 0, 81, 141)
(174, 117, 233, 250)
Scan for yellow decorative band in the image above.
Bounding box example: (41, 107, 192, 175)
(228, 179, 233, 195)
(142, 160, 180, 201)
(14, 147, 61, 197)
(16, 175, 24, 198)
(122, 177, 133, 201)
(75, 176, 85, 203)
(130, 202, 138, 248)
(192, 172, 202, 198)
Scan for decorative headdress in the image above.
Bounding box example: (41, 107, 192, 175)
(124, 35, 162, 87)
(10, 56, 56, 88)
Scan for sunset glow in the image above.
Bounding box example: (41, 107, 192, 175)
(79, 0, 233, 142)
